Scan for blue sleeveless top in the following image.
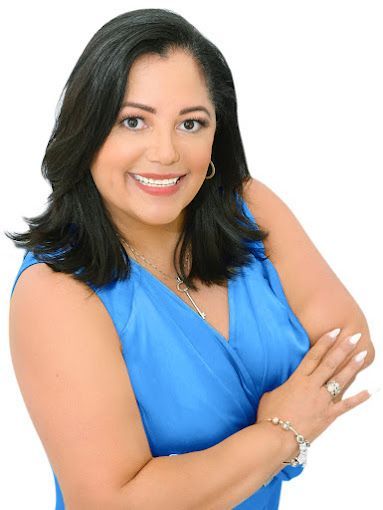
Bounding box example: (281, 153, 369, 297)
(10, 196, 311, 510)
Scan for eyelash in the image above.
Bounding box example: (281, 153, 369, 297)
(120, 115, 209, 132)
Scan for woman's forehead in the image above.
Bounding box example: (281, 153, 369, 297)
(123, 51, 214, 114)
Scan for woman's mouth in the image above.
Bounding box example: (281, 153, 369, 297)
(128, 173, 186, 196)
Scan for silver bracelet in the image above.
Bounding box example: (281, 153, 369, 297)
(264, 417, 311, 467)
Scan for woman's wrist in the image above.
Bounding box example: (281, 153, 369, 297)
(255, 419, 300, 461)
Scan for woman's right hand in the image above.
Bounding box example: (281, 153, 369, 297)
(256, 328, 371, 444)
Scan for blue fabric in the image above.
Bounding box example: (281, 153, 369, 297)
(10, 195, 311, 509)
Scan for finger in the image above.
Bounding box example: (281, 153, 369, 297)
(294, 328, 342, 377)
(328, 389, 371, 420)
(312, 333, 363, 387)
(321, 349, 367, 400)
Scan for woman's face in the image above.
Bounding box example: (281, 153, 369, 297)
(90, 49, 217, 235)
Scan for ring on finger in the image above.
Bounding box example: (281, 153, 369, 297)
(324, 379, 342, 398)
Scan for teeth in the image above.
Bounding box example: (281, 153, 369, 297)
(133, 174, 180, 186)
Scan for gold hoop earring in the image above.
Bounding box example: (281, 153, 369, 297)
(205, 160, 216, 180)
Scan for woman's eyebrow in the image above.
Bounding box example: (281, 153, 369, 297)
(121, 101, 211, 118)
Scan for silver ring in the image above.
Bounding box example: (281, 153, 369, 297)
(325, 380, 342, 397)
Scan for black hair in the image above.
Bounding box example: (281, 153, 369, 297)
(5, 7, 269, 293)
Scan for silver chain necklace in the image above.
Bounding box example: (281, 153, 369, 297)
(124, 241, 207, 320)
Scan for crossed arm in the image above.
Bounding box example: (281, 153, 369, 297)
(242, 177, 376, 398)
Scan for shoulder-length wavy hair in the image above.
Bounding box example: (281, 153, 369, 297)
(5, 7, 269, 292)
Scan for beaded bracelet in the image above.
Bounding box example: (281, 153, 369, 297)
(263, 417, 311, 467)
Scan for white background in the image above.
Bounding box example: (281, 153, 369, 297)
(1, 1, 382, 508)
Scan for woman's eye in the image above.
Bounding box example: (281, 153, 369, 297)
(121, 116, 146, 130)
(180, 118, 207, 132)
(121, 116, 208, 132)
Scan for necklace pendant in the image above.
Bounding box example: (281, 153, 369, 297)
(176, 277, 206, 320)
(125, 243, 206, 319)
(185, 289, 206, 320)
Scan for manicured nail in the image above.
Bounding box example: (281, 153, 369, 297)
(348, 332, 362, 345)
(354, 350, 367, 363)
(367, 386, 381, 397)
(328, 328, 341, 339)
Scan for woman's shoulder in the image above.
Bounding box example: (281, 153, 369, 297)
(11, 256, 132, 352)
(12, 259, 90, 301)
(11, 262, 94, 333)
(242, 177, 275, 231)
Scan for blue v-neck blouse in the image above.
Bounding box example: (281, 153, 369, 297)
(10, 195, 311, 510)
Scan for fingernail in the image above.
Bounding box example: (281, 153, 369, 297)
(348, 332, 362, 345)
(367, 386, 381, 397)
(328, 328, 341, 339)
(354, 350, 367, 363)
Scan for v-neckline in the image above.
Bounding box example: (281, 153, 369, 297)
(130, 257, 235, 345)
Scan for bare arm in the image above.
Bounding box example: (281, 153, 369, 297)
(115, 421, 298, 510)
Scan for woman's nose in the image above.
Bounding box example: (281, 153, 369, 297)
(147, 130, 180, 165)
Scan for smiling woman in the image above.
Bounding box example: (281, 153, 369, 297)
(5, 8, 267, 292)
(89, 49, 218, 244)
(6, 7, 375, 510)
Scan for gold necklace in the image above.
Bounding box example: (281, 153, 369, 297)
(124, 241, 207, 320)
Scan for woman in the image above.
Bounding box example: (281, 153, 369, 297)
(7, 8, 375, 509)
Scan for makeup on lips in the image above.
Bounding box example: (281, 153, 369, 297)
(128, 173, 186, 196)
